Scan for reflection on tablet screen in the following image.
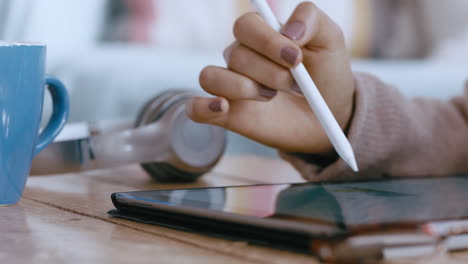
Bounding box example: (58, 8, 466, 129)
(121, 176, 468, 228)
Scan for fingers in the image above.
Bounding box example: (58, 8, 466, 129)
(281, 2, 345, 50)
(233, 3, 345, 65)
(200, 66, 278, 101)
(233, 12, 302, 67)
(185, 97, 229, 127)
(223, 44, 301, 96)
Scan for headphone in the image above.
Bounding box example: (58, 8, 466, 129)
(30, 90, 226, 182)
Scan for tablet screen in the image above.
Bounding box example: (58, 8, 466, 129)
(114, 175, 468, 228)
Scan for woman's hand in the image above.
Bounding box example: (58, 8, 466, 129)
(186, 2, 355, 154)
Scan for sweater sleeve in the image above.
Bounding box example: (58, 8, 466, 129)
(281, 72, 468, 181)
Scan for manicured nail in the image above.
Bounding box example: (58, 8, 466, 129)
(280, 47, 299, 65)
(291, 83, 303, 95)
(259, 86, 277, 99)
(281, 21, 305, 40)
(208, 100, 223, 113)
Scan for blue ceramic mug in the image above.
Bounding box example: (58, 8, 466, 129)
(0, 43, 69, 205)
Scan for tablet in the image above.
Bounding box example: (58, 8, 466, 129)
(110, 175, 468, 252)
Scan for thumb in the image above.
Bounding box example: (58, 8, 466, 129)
(280, 2, 345, 51)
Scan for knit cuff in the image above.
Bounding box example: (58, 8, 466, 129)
(281, 72, 406, 181)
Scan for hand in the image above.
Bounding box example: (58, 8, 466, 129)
(186, 2, 355, 154)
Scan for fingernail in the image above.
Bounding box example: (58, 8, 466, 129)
(281, 21, 306, 40)
(259, 86, 277, 99)
(281, 47, 299, 65)
(291, 83, 303, 95)
(209, 100, 223, 113)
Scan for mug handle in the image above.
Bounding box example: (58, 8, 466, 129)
(34, 75, 69, 155)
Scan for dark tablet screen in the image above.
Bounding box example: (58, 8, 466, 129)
(113, 175, 468, 230)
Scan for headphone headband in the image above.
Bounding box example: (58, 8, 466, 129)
(31, 90, 226, 182)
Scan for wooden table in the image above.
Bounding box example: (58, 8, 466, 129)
(1, 155, 467, 264)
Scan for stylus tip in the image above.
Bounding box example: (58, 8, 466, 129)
(342, 151, 359, 172)
(349, 158, 359, 172)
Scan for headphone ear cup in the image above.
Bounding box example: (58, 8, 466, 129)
(135, 90, 214, 182)
(140, 162, 204, 183)
(134, 90, 192, 128)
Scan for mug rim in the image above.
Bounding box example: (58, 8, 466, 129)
(0, 41, 45, 47)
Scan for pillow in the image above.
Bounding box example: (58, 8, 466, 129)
(102, 0, 155, 43)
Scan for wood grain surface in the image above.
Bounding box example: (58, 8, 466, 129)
(1, 155, 467, 263)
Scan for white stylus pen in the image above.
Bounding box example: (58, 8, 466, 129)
(251, 0, 359, 172)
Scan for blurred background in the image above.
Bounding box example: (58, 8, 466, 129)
(1, 0, 467, 157)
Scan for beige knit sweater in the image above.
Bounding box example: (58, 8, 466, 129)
(282, 73, 468, 181)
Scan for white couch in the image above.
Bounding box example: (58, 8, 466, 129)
(3, 0, 466, 157)
(42, 45, 467, 157)
(48, 46, 466, 120)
